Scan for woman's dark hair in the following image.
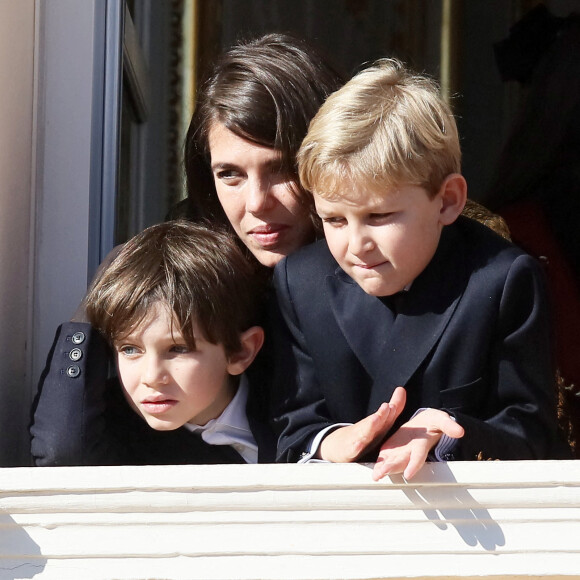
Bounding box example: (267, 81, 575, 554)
(181, 33, 344, 227)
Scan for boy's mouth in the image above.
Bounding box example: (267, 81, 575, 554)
(353, 260, 389, 270)
(141, 398, 178, 414)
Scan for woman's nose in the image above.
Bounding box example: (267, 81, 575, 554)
(246, 177, 274, 214)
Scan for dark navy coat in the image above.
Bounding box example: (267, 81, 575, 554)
(270, 217, 564, 462)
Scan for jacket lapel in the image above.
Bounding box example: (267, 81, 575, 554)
(327, 224, 468, 413)
(327, 271, 394, 380)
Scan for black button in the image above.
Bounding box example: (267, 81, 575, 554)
(66, 365, 81, 378)
(71, 332, 85, 345)
(69, 348, 82, 361)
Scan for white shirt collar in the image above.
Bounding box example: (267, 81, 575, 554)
(184, 379, 258, 464)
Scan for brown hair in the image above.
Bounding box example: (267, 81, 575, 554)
(85, 221, 264, 356)
(182, 33, 344, 226)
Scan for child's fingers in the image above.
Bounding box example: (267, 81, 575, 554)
(402, 447, 430, 480)
(372, 443, 429, 481)
(322, 403, 398, 462)
(370, 410, 465, 481)
(372, 449, 408, 481)
(440, 417, 465, 439)
(409, 408, 464, 440)
(372, 462, 389, 481)
(323, 392, 409, 463)
(367, 387, 406, 439)
(347, 401, 402, 461)
(389, 386, 406, 414)
(372, 455, 392, 481)
(364, 402, 397, 437)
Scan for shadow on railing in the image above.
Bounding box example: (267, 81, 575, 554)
(397, 465, 506, 550)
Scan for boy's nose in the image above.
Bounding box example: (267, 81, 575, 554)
(348, 227, 375, 257)
(142, 355, 169, 388)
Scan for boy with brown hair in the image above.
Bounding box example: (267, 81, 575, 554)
(32, 221, 275, 465)
(271, 59, 565, 479)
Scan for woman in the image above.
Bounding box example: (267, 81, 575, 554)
(30, 33, 344, 466)
(176, 33, 344, 267)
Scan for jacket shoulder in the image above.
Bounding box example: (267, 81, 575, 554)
(274, 239, 337, 292)
(454, 215, 532, 267)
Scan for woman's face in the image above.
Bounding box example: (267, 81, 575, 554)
(208, 122, 315, 267)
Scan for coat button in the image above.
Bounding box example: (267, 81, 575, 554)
(66, 365, 81, 378)
(71, 332, 85, 344)
(69, 348, 82, 361)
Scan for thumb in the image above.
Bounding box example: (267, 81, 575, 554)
(389, 386, 406, 414)
(441, 417, 465, 439)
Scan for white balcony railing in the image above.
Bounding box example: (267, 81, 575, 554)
(1, 460, 579, 579)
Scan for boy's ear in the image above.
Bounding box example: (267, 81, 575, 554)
(437, 173, 467, 226)
(226, 326, 265, 376)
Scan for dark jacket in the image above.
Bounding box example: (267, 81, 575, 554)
(270, 216, 566, 462)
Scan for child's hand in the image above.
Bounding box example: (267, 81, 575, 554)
(319, 387, 406, 463)
(372, 409, 464, 481)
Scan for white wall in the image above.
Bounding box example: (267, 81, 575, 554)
(30, 0, 99, 387)
(0, 0, 36, 466)
(0, 0, 108, 466)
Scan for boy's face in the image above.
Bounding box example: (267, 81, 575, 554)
(315, 182, 446, 297)
(114, 302, 236, 430)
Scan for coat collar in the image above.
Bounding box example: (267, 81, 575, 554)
(326, 224, 468, 412)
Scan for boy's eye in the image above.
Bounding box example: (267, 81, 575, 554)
(369, 212, 394, 223)
(170, 344, 191, 355)
(321, 216, 346, 227)
(117, 345, 139, 357)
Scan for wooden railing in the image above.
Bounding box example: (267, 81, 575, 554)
(1, 461, 579, 579)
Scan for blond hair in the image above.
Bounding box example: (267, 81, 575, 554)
(298, 59, 461, 199)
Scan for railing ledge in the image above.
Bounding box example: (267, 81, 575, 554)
(1, 460, 579, 579)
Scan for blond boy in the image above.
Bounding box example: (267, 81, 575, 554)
(270, 60, 563, 478)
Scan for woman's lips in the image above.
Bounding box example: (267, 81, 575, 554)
(248, 224, 289, 247)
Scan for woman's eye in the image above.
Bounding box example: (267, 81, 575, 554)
(268, 168, 293, 186)
(215, 169, 242, 183)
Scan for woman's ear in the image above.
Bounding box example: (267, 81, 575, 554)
(226, 326, 265, 376)
(437, 173, 468, 226)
